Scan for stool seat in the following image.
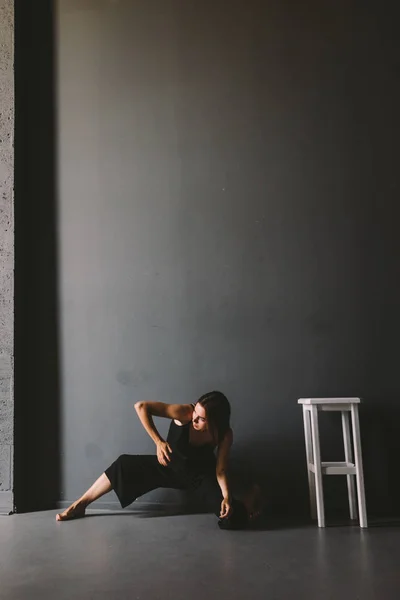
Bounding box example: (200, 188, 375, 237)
(298, 397, 367, 528)
(298, 398, 360, 404)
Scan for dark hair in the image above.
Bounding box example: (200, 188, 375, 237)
(196, 391, 231, 444)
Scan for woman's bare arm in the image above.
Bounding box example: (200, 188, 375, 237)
(134, 401, 192, 465)
(216, 428, 233, 510)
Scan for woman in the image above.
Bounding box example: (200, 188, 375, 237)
(56, 391, 261, 529)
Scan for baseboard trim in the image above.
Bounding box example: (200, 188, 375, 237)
(0, 491, 13, 515)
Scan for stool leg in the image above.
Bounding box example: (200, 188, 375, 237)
(351, 404, 368, 528)
(303, 406, 317, 519)
(341, 410, 357, 520)
(310, 405, 325, 528)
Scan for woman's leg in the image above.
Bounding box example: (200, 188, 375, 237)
(242, 483, 263, 521)
(57, 454, 184, 522)
(191, 473, 248, 529)
(56, 473, 112, 521)
(191, 474, 263, 529)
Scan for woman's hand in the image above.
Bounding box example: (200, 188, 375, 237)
(156, 440, 172, 466)
(220, 497, 232, 519)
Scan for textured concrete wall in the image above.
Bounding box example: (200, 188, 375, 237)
(0, 0, 14, 514)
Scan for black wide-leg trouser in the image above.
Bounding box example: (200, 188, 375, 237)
(105, 454, 248, 529)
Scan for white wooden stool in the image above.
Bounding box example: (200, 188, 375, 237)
(298, 398, 367, 528)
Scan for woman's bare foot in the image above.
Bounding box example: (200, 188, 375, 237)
(55, 473, 112, 521)
(56, 500, 87, 522)
(243, 484, 263, 522)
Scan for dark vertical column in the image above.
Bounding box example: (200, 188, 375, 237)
(14, 0, 60, 511)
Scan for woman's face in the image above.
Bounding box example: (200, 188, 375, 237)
(192, 403, 208, 431)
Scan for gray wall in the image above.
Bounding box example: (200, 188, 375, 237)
(57, 0, 400, 515)
(0, 0, 14, 515)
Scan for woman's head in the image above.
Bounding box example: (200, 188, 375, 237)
(192, 391, 231, 443)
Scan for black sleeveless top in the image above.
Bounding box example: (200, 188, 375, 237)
(166, 419, 216, 475)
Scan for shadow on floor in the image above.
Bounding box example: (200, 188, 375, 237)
(81, 508, 400, 532)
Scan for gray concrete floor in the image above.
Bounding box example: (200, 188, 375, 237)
(1, 510, 400, 600)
